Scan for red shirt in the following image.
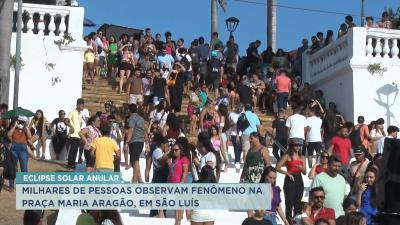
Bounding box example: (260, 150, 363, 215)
(275, 75, 291, 93)
(310, 207, 336, 222)
(315, 165, 327, 174)
(330, 136, 352, 165)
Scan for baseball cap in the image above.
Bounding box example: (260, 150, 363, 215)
(18, 115, 28, 122)
(288, 138, 304, 146)
(211, 50, 218, 57)
(353, 145, 365, 154)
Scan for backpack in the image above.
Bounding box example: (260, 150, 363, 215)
(190, 49, 200, 66)
(349, 125, 363, 147)
(180, 54, 191, 71)
(237, 113, 250, 132)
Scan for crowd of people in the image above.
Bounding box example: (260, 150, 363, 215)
(0, 12, 399, 225)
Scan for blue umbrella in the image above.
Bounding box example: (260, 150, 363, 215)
(83, 18, 96, 27)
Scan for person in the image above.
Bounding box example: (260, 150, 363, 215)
(117, 43, 135, 94)
(99, 210, 123, 225)
(286, 105, 308, 144)
(327, 126, 352, 170)
(124, 104, 148, 183)
(193, 132, 221, 178)
(90, 122, 121, 172)
(190, 165, 217, 225)
(23, 210, 44, 225)
(217, 104, 230, 172)
(369, 118, 385, 156)
(79, 115, 101, 172)
(167, 142, 190, 225)
(311, 155, 347, 218)
(225, 35, 239, 74)
(335, 198, 359, 225)
(350, 116, 370, 150)
(107, 115, 123, 172)
(95, 31, 106, 77)
(378, 125, 399, 154)
(307, 187, 336, 225)
(157, 45, 175, 73)
(142, 69, 154, 118)
(229, 102, 243, 168)
(271, 109, 287, 161)
(314, 218, 330, 225)
(378, 11, 392, 29)
(163, 113, 183, 140)
(209, 125, 225, 177)
(357, 168, 378, 225)
(199, 101, 217, 131)
(274, 70, 291, 111)
(127, 68, 144, 105)
(210, 32, 224, 52)
(7, 116, 33, 192)
(152, 70, 170, 107)
(340, 212, 366, 225)
(107, 35, 118, 78)
(365, 16, 378, 28)
(260, 166, 290, 225)
(306, 107, 324, 168)
(348, 146, 370, 195)
(337, 24, 348, 39)
(241, 210, 273, 225)
(29, 110, 47, 159)
(241, 104, 261, 163)
(50, 110, 72, 160)
(100, 101, 113, 122)
(247, 40, 262, 73)
(168, 62, 186, 112)
(293, 202, 312, 225)
(208, 50, 224, 99)
(149, 100, 169, 128)
(276, 138, 307, 222)
(67, 98, 84, 170)
(324, 30, 334, 47)
(345, 15, 357, 29)
(236, 76, 254, 106)
(308, 151, 329, 180)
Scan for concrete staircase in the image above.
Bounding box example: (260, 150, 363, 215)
(81, 77, 276, 137)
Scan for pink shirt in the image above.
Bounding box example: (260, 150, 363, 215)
(167, 156, 189, 183)
(275, 75, 291, 93)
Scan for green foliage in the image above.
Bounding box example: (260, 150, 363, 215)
(10, 54, 24, 71)
(51, 76, 61, 86)
(45, 62, 56, 71)
(387, 7, 400, 29)
(367, 63, 387, 76)
(54, 33, 76, 46)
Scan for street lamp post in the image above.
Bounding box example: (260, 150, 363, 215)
(225, 17, 239, 36)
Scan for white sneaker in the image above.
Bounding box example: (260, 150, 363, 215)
(235, 163, 240, 170)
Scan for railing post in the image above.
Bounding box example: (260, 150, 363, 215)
(26, 12, 34, 34)
(37, 12, 45, 35)
(48, 13, 56, 36)
(391, 39, 399, 59)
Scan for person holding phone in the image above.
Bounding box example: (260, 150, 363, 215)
(357, 168, 378, 225)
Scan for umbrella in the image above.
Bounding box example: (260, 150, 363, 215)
(83, 18, 96, 27)
(1, 107, 35, 119)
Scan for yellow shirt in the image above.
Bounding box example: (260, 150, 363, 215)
(67, 109, 81, 138)
(91, 137, 120, 169)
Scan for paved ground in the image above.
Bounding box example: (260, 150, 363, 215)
(55, 145, 314, 225)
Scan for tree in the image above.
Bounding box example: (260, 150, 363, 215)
(387, 7, 400, 29)
(0, 0, 13, 104)
(211, 0, 226, 38)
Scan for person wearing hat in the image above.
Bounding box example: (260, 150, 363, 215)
(207, 50, 223, 99)
(276, 137, 307, 223)
(348, 145, 370, 195)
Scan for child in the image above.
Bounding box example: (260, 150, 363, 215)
(293, 202, 312, 225)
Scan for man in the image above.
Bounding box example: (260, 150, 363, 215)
(176, 47, 193, 93)
(241, 104, 261, 163)
(94, 31, 106, 77)
(311, 155, 347, 218)
(198, 37, 210, 85)
(210, 32, 223, 52)
(274, 69, 291, 111)
(306, 107, 324, 168)
(242, 210, 273, 225)
(272, 109, 287, 161)
(154, 33, 164, 52)
(50, 110, 72, 160)
(327, 126, 352, 169)
(378, 125, 399, 154)
(156, 46, 175, 72)
(229, 103, 243, 169)
(207, 50, 223, 99)
(309, 36, 321, 54)
(175, 38, 185, 57)
(124, 104, 148, 183)
(152, 71, 169, 107)
(350, 116, 370, 150)
(316, 32, 324, 48)
(188, 40, 200, 84)
(345, 15, 357, 29)
(295, 39, 308, 76)
(142, 69, 154, 118)
(236, 76, 253, 106)
(66, 98, 83, 170)
(246, 40, 261, 73)
(348, 145, 369, 194)
(90, 122, 121, 172)
(0, 103, 9, 135)
(307, 187, 336, 225)
(127, 68, 144, 105)
(286, 105, 308, 142)
(225, 35, 239, 74)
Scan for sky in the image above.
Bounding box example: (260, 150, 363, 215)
(80, 0, 399, 54)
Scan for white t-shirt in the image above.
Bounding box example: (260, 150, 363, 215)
(152, 147, 164, 171)
(142, 77, 153, 96)
(199, 151, 217, 172)
(95, 37, 105, 56)
(149, 109, 168, 128)
(229, 111, 241, 136)
(370, 128, 385, 154)
(306, 116, 323, 142)
(176, 53, 192, 72)
(80, 108, 90, 128)
(286, 113, 308, 139)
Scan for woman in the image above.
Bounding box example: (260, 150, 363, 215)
(343, 212, 366, 225)
(118, 43, 135, 94)
(199, 101, 217, 131)
(163, 113, 182, 140)
(336, 198, 359, 225)
(29, 110, 47, 159)
(209, 125, 223, 179)
(100, 101, 113, 122)
(168, 62, 186, 112)
(50, 110, 71, 160)
(83, 36, 95, 85)
(337, 24, 348, 39)
(190, 165, 217, 225)
(217, 104, 230, 172)
(323, 102, 345, 146)
(308, 151, 329, 180)
(149, 100, 169, 129)
(167, 143, 190, 225)
(276, 138, 307, 223)
(7, 116, 33, 192)
(79, 115, 101, 172)
(378, 11, 392, 29)
(370, 118, 385, 156)
(357, 168, 378, 225)
(107, 35, 118, 78)
(324, 30, 334, 47)
(260, 166, 290, 225)
(193, 132, 222, 180)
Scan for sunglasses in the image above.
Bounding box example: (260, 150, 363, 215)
(321, 155, 329, 158)
(172, 148, 180, 152)
(314, 195, 325, 199)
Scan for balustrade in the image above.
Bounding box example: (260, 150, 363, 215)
(365, 28, 400, 59)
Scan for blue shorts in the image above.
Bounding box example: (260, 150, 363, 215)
(153, 96, 164, 105)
